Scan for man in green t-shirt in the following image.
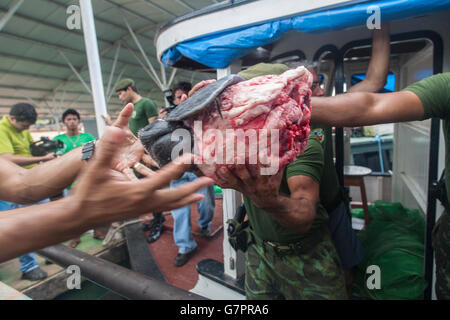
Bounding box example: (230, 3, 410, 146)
(311, 72, 450, 299)
(53, 109, 95, 155)
(113, 78, 165, 243)
(53, 108, 100, 248)
(218, 133, 347, 299)
(115, 78, 159, 136)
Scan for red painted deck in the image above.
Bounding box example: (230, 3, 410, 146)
(144, 198, 224, 291)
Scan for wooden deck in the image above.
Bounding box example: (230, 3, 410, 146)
(145, 197, 225, 292)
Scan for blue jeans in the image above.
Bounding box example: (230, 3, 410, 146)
(0, 199, 50, 273)
(328, 201, 365, 269)
(170, 172, 215, 254)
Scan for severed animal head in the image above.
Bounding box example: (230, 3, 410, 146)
(139, 67, 312, 180)
(139, 75, 244, 168)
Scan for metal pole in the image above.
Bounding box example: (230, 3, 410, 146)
(0, 0, 24, 32)
(106, 42, 121, 98)
(59, 51, 92, 95)
(334, 51, 345, 186)
(79, 0, 107, 136)
(107, 67, 126, 103)
(167, 68, 178, 88)
(38, 244, 207, 300)
(123, 18, 164, 89)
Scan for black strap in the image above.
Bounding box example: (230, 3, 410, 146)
(433, 170, 450, 213)
(324, 186, 350, 215)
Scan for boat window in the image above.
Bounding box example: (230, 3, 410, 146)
(343, 38, 434, 176)
(315, 49, 337, 97)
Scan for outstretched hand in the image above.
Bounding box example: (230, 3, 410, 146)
(215, 164, 284, 210)
(105, 103, 158, 172)
(177, 79, 217, 105)
(73, 126, 214, 226)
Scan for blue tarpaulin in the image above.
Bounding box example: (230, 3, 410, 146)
(161, 0, 450, 68)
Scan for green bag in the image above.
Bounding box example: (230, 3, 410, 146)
(353, 201, 428, 300)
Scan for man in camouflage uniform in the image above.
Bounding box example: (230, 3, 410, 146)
(217, 64, 347, 300)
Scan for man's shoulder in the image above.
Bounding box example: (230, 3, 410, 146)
(309, 127, 327, 147)
(81, 132, 95, 139)
(53, 133, 67, 140)
(285, 134, 324, 180)
(0, 123, 9, 135)
(403, 73, 450, 118)
(304, 133, 324, 154)
(0, 120, 11, 133)
(139, 97, 156, 106)
(404, 72, 450, 96)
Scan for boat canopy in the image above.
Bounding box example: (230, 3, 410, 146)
(161, 0, 450, 68)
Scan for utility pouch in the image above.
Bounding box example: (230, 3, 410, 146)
(227, 220, 250, 252)
(431, 170, 450, 214)
(227, 204, 249, 252)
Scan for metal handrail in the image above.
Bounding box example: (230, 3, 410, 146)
(38, 244, 207, 300)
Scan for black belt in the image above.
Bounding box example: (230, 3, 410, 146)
(248, 226, 326, 256)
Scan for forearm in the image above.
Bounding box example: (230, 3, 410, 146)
(15, 148, 85, 203)
(0, 154, 49, 167)
(258, 195, 316, 233)
(0, 198, 84, 262)
(312, 90, 425, 127)
(348, 23, 390, 93)
(311, 93, 377, 127)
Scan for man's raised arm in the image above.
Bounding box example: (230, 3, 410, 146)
(347, 23, 391, 94)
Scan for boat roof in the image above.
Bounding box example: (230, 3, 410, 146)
(156, 0, 450, 69)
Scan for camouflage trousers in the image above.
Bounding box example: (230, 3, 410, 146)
(432, 211, 450, 300)
(245, 231, 347, 300)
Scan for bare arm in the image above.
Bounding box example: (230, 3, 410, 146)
(0, 148, 84, 204)
(148, 116, 158, 124)
(0, 128, 213, 262)
(347, 23, 391, 94)
(311, 90, 425, 127)
(0, 152, 55, 167)
(216, 165, 318, 233)
(0, 103, 156, 204)
(258, 175, 319, 233)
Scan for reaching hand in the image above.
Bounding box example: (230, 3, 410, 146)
(104, 103, 158, 173)
(101, 114, 113, 125)
(73, 126, 214, 226)
(188, 80, 216, 97)
(158, 108, 168, 119)
(41, 153, 57, 162)
(216, 164, 284, 210)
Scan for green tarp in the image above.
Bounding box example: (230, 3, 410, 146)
(353, 201, 428, 300)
